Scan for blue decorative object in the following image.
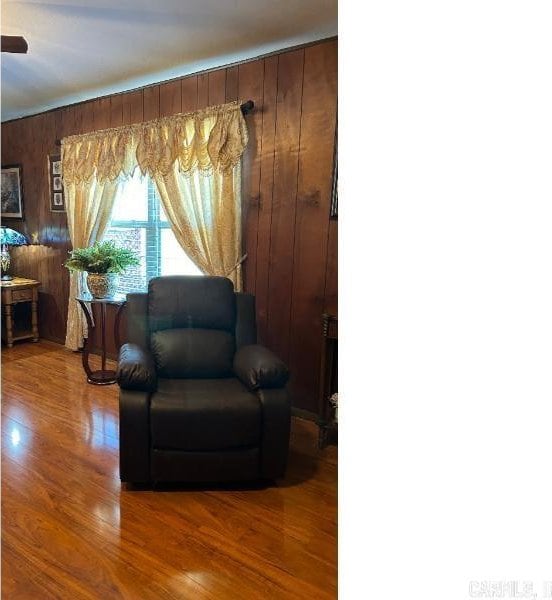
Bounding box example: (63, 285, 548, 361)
(0, 226, 27, 246)
(1, 226, 27, 281)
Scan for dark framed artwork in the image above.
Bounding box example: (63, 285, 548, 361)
(330, 129, 338, 218)
(48, 155, 65, 212)
(1, 165, 24, 219)
(330, 150, 338, 218)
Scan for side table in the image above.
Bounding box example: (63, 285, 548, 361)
(1, 277, 40, 347)
(76, 293, 126, 385)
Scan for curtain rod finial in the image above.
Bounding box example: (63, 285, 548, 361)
(240, 100, 254, 115)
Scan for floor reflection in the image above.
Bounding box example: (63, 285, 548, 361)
(93, 502, 121, 532)
(2, 422, 31, 461)
(10, 426, 21, 447)
(90, 409, 118, 450)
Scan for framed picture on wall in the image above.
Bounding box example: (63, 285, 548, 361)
(1, 165, 24, 219)
(48, 155, 66, 212)
(330, 133, 338, 219)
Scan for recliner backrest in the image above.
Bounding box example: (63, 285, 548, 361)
(148, 276, 237, 378)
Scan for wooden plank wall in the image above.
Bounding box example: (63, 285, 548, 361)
(1, 38, 338, 414)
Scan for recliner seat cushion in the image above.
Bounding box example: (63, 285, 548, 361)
(151, 328, 235, 378)
(150, 378, 261, 451)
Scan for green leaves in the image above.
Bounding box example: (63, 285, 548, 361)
(64, 241, 140, 274)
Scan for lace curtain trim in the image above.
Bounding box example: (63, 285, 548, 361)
(61, 101, 248, 184)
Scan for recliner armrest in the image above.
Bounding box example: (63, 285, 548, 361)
(233, 344, 289, 391)
(117, 343, 157, 392)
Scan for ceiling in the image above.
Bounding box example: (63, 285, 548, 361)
(1, 0, 337, 122)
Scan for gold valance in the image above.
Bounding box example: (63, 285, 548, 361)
(61, 101, 248, 184)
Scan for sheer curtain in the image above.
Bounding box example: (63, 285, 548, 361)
(153, 163, 243, 290)
(61, 101, 248, 349)
(63, 179, 120, 350)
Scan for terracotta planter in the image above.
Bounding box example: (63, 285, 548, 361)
(86, 273, 119, 299)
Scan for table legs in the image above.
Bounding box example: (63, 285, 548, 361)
(76, 299, 117, 385)
(31, 299, 38, 342)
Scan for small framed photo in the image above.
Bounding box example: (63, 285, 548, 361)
(52, 160, 62, 176)
(48, 155, 65, 212)
(1, 165, 24, 219)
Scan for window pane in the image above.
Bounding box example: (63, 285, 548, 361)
(111, 170, 148, 222)
(103, 227, 147, 294)
(105, 174, 203, 292)
(160, 229, 202, 276)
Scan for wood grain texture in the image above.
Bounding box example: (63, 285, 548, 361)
(197, 74, 209, 109)
(37, 114, 56, 326)
(110, 94, 124, 128)
(225, 66, 239, 102)
(266, 49, 305, 363)
(93, 97, 111, 131)
(254, 55, 278, 342)
(143, 85, 160, 122)
(79, 101, 95, 134)
(181, 77, 198, 114)
(1, 341, 337, 599)
(237, 59, 265, 296)
(1, 39, 338, 414)
(288, 41, 338, 405)
(124, 90, 144, 125)
(208, 70, 226, 106)
(160, 80, 182, 117)
(324, 219, 338, 316)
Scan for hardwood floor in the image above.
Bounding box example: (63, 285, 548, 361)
(1, 341, 337, 599)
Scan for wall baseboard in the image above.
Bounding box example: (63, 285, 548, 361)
(291, 407, 318, 422)
(39, 334, 65, 346)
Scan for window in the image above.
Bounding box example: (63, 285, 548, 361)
(104, 171, 201, 295)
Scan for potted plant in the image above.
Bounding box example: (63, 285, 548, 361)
(65, 240, 139, 298)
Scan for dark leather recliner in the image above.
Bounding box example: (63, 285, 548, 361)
(116, 276, 291, 484)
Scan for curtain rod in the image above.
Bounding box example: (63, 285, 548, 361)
(54, 100, 254, 147)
